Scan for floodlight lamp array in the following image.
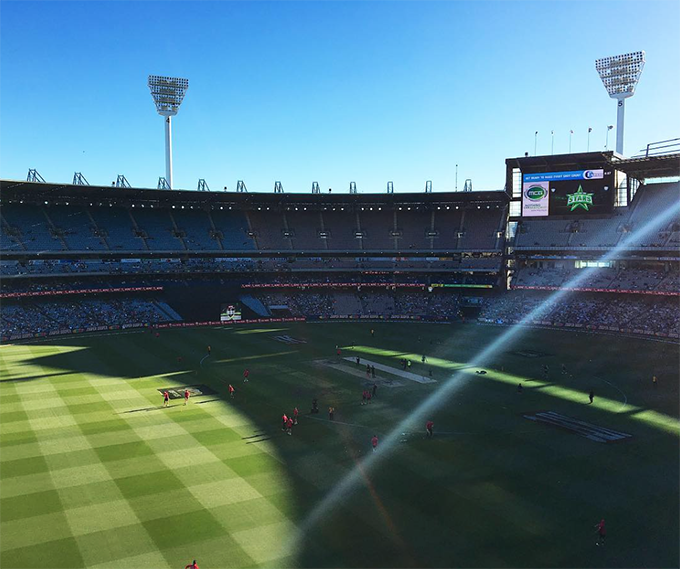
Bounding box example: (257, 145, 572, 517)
(595, 51, 645, 99)
(148, 75, 189, 116)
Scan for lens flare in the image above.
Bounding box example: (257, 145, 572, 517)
(290, 198, 680, 552)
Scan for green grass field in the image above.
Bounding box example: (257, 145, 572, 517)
(1, 322, 678, 569)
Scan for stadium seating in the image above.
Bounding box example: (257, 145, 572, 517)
(318, 211, 359, 250)
(1, 297, 170, 338)
(285, 211, 324, 251)
(46, 205, 108, 251)
(130, 209, 186, 250)
(89, 207, 147, 251)
(356, 210, 395, 251)
(1, 204, 65, 251)
(209, 210, 256, 250)
(480, 290, 679, 337)
(458, 208, 504, 250)
(175, 209, 220, 250)
(251, 290, 462, 320)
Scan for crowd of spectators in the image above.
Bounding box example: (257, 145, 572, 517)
(252, 290, 463, 321)
(1, 254, 501, 278)
(480, 291, 680, 337)
(512, 265, 679, 293)
(1, 298, 170, 338)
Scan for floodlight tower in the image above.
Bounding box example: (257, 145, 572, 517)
(148, 75, 189, 189)
(595, 51, 645, 155)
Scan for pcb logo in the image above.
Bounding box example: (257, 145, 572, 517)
(566, 186, 594, 211)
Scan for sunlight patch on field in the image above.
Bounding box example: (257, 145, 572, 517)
(346, 346, 467, 370)
(232, 328, 289, 335)
(349, 345, 680, 435)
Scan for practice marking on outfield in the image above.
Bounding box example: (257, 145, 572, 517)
(524, 411, 633, 443)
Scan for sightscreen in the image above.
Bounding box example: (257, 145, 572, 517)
(521, 168, 615, 217)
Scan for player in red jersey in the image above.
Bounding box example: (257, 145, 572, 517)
(371, 434, 378, 451)
(228, 384, 235, 399)
(184, 389, 190, 406)
(185, 561, 199, 569)
(426, 420, 434, 438)
(361, 390, 367, 406)
(366, 391, 372, 404)
(243, 368, 250, 383)
(595, 519, 606, 546)
(282, 413, 288, 431)
(286, 417, 294, 435)
(163, 391, 169, 407)
(293, 407, 299, 425)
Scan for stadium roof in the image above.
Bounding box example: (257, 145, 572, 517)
(0, 180, 509, 209)
(506, 150, 617, 171)
(609, 153, 680, 180)
(506, 150, 680, 180)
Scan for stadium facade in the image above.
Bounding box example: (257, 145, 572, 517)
(1, 150, 678, 342)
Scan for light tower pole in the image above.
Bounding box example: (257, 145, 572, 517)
(148, 75, 189, 189)
(595, 51, 645, 155)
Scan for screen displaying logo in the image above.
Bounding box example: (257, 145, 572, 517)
(583, 169, 604, 179)
(220, 303, 242, 322)
(525, 185, 547, 200)
(522, 166, 614, 217)
(521, 180, 550, 217)
(566, 186, 594, 211)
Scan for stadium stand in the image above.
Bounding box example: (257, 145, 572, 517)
(175, 209, 220, 250)
(44, 205, 109, 251)
(1, 297, 170, 338)
(480, 291, 679, 337)
(209, 210, 256, 250)
(130, 208, 186, 250)
(1, 203, 65, 251)
(1, 171, 677, 342)
(89, 206, 148, 251)
(251, 290, 463, 321)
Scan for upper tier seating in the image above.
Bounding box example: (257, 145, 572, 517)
(130, 209, 185, 251)
(1, 204, 65, 251)
(46, 206, 108, 251)
(89, 207, 147, 251)
(1, 201, 509, 253)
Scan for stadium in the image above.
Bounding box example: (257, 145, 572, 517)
(1, 3, 679, 569)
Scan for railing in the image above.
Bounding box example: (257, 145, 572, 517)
(632, 138, 680, 158)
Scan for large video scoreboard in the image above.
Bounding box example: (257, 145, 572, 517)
(521, 167, 615, 217)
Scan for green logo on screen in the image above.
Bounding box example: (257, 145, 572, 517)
(526, 186, 547, 200)
(567, 186, 594, 211)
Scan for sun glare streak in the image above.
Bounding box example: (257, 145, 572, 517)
(289, 199, 680, 552)
(344, 433, 401, 540)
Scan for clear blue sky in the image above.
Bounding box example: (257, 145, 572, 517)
(1, 1, 679, 193)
